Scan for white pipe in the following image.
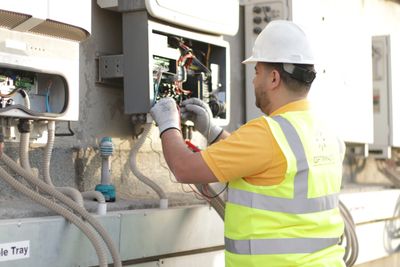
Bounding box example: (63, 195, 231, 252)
(101, 156, 111, 184)
(43, 121, 84, 206)
(130, 123, 168, 209)
(82, 191, 107, 215)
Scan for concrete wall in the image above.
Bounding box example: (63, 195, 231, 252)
(0, 3, 245, 207)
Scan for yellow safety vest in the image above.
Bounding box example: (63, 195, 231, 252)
(224, 112, 345, 267)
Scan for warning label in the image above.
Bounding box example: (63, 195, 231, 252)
(0, 240, 30, 262)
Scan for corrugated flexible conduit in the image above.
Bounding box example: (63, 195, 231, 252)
(130, 123, 168, 209)
(41, 121, 85, 207)
(0, 153, 122, 267)
(0, 165, 108, 267)
(19, 131, 33, 173)
(194, 184, 225, 220)
(339, 200, 359, 266)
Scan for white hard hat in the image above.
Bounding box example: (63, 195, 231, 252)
(243, 20, 314, 64)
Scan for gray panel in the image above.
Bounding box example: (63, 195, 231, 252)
(123, 11, 151, 114)
(120, 206, 224, 260)
(125, 250, 224, 267)
(0, 214, 120, 267)
(0, 206, 223, 266)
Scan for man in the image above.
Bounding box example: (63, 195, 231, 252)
(150, 20, 345, 267)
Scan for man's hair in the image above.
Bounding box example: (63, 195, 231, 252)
(263, 62, 315, 94)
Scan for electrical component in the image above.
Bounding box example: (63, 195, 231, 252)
(123, 18, 230, 126)
(153, 36, 214, 106)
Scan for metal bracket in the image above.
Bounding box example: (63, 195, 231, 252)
(96, 54, 124, 87)
(98, 54, 124, 79)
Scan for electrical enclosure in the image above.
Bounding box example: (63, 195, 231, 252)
(123, 12, 231, 126)
(0, 2, 91, 121)
(243, 0, 374, 144)
(365, 2, 400, 153)
(0, 28, 78, 121)
(369, 36, 391, 158)
(144, 0, 239, 36)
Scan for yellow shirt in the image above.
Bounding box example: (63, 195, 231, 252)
(201, 99, 310, 186)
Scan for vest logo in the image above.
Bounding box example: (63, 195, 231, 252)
(313, 131, 334, 165)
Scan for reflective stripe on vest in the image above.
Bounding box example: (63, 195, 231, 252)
(225, 236, 340, 255)
(225, 115, 340, 255)
(227, 115, 339, 214)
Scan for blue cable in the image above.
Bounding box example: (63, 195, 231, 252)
(45, 87, 51, 113)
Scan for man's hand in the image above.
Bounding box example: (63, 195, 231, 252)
(181, 98, 223, 144)
(150, 97, 180, 136)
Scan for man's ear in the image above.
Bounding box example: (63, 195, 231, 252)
(270, 69, 281, 90)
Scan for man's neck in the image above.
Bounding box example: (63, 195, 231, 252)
(266, 94, 308, 115)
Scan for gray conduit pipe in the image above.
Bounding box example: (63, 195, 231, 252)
(42, 121, 84, 206)
(194, 184, 225, 220)
(0, 165, 108, 267)
(0, 153, 122, 267)
(19, 132, 33, 173)
(339, 200, 359, 267)
(130, 123, 168, 209)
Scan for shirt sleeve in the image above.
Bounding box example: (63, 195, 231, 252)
(201, 117, 276, 182)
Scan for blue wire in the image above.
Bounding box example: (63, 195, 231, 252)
(45, 88, 51, 112)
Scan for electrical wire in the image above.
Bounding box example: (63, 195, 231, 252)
(45, 80, 53, 113)
(339, 200, 359, 267)
(148, 132, 176, 184)
(200, 183, 227, 199)
(184, 139, 225, 219)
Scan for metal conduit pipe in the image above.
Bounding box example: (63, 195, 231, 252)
(0, 153, 122, 267)
(194, 184, 225, 220)
(0, 165, 108, 267)
(339, 200, 359, 267)
(43, 121, 84, 206)
(130, 123, 168, 209)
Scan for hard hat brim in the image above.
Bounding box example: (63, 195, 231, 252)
(242, 56, 256, 64)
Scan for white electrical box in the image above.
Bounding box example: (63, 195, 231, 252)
(243, 0, 374, 144)
(0, 2, 91, 121)
(369, 36, 391, 158)
(145, 0, 239, 36)
(0, 0, 91, 36)
(364, 1, 400, 154)
(98, 0, 239, 36)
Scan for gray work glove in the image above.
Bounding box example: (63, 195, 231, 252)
(150, 97, 181, 136)
(181, 98, 223, 144)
